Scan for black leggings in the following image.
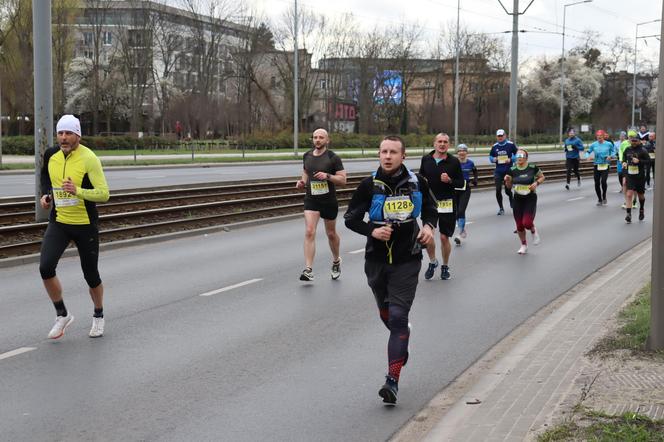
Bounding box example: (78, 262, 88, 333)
(593, 167, 609, 201)
(566, 158, 580, 184)
(456, 187, 471, 219)
(646, 160, 655, 185)
(512, 194, 537, 232)
(39, 222, 102, 288)
(494, 173, 513, 210)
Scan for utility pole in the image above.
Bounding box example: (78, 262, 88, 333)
(647, 5, 664, 351)
(293, 0, 299, 156)
(33, 0, 53, 222)
(632, 19, 661, 128)
(497, 0, 534, 142)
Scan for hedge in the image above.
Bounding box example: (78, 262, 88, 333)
(1, 132, 603, 155)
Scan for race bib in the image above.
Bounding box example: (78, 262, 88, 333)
(384, 196, 414, 221)
(53, 187, 79, 207)
(628, 165, 639, 175)
(497, 155, 508, 164)
(566, 145, 573, 152)
(436, 199, 454, 214)
(649, 153, 655, 159)
(596, 164, 609, 171)
(310, 180, 329, 195)
(514, 184, 531, 196)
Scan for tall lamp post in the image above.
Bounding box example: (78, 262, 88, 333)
(453, 0, 461, 147)
(632, 19, 661, 128)
(293, 0, 299, 156)
(558, 0, 592, 148)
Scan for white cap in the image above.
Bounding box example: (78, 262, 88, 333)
(56, 115, 81, 137)
(496, 129, 506, 136)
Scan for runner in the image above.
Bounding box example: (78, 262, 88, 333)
(563, 128, 584, 190)
(344, 135, 436, 405)
(419, 133, 464, 280)
(622, 130, 651, 223)
(645, 132, 655, 189)
(489, 129, 517, 215)
(585, 130, 616, 206)
(453, 144, 477, 245)
(295, 128, 347, 281)
(39, 115, 110, 339)
(504, 149, 544, 254)
(615, 131, 631, 208)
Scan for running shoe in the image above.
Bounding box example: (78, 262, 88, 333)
(497, 208, 505, 216)
(634, 201, 640, 209)
(565, 184, 569, 190)
(299, 267, 314, 281)
(89, 317, 105, 338)
(517, 244, 528, 255)
(48, 313, 74, 339)
(453, 236, 461, 246)
(460, 230, 467, 239)
(625, 214, 632, 224)
(596, 200, 603, 206)
(379, 375, 398, 405)
(577, 179, 581, 187)
(331, 258, 342, 280)
(621, 203, 626, 209)
(639, 210, 645, 221)
(440, 265, 451, 280)
(532, 229, 541, 245)
(602, 199, 608, 205)
(424, 262, 437, 280)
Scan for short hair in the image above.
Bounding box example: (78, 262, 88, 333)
(381, 135, 406, 153)
(434, 132, 450, 140)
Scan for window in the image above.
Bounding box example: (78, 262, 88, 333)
(83, 49, 94, 59)
(83, 32, 93, 46)
(320, 79, 327, 90)
(102, 31, 112, 46)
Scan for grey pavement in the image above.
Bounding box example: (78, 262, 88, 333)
(397, 239, 653, 441)
(0, 177, 654, 441)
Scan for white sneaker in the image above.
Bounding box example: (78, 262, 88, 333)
(517, 244, 528, 255)
(48, 314, 74, 339)
(532, 229, 541, 245)
(331, 257, 342, 280)
(89, 317, 105, 338)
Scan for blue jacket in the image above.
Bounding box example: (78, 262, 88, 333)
(564, 136, 584, 159)
(586, 141, 616, 165)
(489, 140, 518, 175)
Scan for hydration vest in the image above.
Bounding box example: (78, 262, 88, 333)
(368, 168, 422, 224)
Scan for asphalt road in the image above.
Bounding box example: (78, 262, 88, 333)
(0, 152, 564, 198)
(0, 179, 652, 441)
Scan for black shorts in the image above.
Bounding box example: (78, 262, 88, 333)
(626, 176, 646, 193)
(365, 259, 421, 309)
(437, 213, 456, 237)
(303, 199, 339, 220)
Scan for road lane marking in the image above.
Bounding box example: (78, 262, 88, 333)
(567, 197, 585, 201)
(136, 175, 166, 179)
(199, 278, 263, 297)
(0, 347, 36, 361)
(349, 249, 365, 254)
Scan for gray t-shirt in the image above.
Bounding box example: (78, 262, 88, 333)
(302, 149, 344, 202)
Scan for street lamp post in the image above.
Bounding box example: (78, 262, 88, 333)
(293, 0, 299, 156)
(559, 0, 592, 148)
(632, 19, 661, 128)
(454, 0, 461, 147)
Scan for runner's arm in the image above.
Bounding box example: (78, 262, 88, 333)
(344, 178, 374, 236)
(417, 175, 437, 230)
(76, 155, 110, 203)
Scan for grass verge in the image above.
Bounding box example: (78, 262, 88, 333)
(538, 409, 664, 441)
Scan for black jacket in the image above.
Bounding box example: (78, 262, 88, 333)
(344, 165, 437, 264)
(418, 151, 465, 200)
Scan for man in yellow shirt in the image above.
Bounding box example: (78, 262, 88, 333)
(39, 115, 110, 339)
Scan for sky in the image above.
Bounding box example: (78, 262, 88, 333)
(244, 0, 663, 67)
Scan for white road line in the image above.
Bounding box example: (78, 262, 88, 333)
(136, 176, 166, 179)
(349, 249, 365, 254)
(199, 278, 263, 297)
(567, 197, 585, 201)
(0, 347, 36, 361)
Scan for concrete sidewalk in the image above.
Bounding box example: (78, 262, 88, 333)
(393, 239, 657, 441)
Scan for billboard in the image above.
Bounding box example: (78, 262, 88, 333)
(374, 70, 402, 105)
